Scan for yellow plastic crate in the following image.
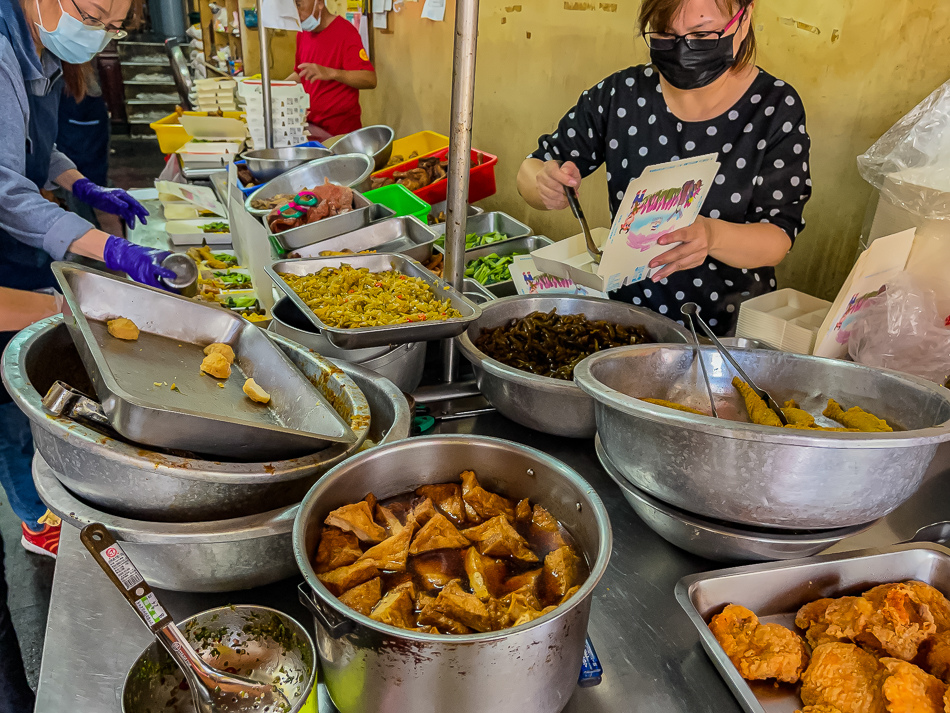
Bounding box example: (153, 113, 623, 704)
(375, 131, 450, 174)
(150, 111, 246, 154)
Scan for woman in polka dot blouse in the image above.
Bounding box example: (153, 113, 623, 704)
(517, 0, 812, 335)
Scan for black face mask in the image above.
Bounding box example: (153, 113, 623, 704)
(650, 39, 737, 90)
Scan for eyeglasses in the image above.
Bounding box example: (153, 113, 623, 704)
(65, 0, 128, 37)
(644, 7, 744, 52)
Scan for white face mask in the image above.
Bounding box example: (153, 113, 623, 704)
(300, 1, 321, 32)
(35, 0, 110, 64)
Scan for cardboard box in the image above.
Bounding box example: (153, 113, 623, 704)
(530, 227, 611, 292)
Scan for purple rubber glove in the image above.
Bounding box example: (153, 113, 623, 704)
(103, 236, 176, 289)
(72, 178, 150, 228)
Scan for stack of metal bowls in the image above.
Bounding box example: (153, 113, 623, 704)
(241, 145, 333, 182)
(573, 344, 950, 563)
(2, 317, 411, 591)
(245, 153, 376, 216)
(330, 125, 395, 170)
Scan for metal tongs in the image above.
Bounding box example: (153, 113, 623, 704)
(681, 302, 788, 426)
(563, 186, 601, 264)
(43, 381, 113, 430)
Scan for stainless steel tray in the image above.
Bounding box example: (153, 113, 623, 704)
(244, 154, 376, 215)
(52, 263, 356, 460)
(438, 235, 553, 298)
(430, 210, 532, 246)
(675, 543, 950, 713)
(267, 254, 482, 349)
(268, 192, 396, 251)
(289, 215, 437, 263)
(462, 278, 495, 304)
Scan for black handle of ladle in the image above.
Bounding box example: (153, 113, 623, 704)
(80, 523, 175, 634)
(564, 185, 583, 221)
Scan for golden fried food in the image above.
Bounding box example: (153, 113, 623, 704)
(800, 642, 887, 713)
(824, 399, 892, 433)
(904, 582, 950, 633)
(796, 597, 874, 649)
(798, 706, 847, 713)
(199, 352, 231, 379)
(640, 398, 705, 415)
(408, 513, 470, 555)
(325, 501, 388, 543)
(107, 317, 139, 341)
(203, 342, 235, 364)
(783, 399, 819, 428)
(924, 632, 950, 683)
(880, 658, 946, 713)
(859, 583, 936, 661)
(709, 604, 810, 683)
(338, 577, 382, 616)
(733, 377, 784, 427)
(314, 527, 362, 573)
(242, 378, 270, 404)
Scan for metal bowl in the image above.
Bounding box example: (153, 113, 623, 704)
(595, 436, 873, 563)
(456, 295, 690, 437)
(242, 146, 333, 182)
(293, 434, 612, 713)
(123, 605, 316, 713)
(245, 154, 375, 216)
(330, 125, 394, 170)
(3, 317, 409, 523)
(575, 344, 950, 529)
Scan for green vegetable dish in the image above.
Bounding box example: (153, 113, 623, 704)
(225, 295, 258, 308)
(201, 221, 230, 233)
(212, 252, 237, 265)
(465, 251, 527, 285)
(214, 271, 252, 286)
(435, 231, 510, 251)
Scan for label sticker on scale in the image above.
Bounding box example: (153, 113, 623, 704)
(101, 545, 144, 590)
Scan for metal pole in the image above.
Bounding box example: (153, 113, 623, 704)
(440, 0, 479, 383)
(256, 0, 274, 148)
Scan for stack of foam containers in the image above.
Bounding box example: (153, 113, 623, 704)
(238, 80, 310, 148)
(195, 78, 238, 112)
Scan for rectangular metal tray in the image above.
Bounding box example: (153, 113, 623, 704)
(267, 254, 482, 349)
(288, 216, 437, 263)
(430, 211, 532, 249)
(462, 278, 496, 304)
(437, 235, 553, 298)
(52, 263, 355, 461)
(427, 200, 483, 225)
(675, 543, 950, 713)
(267, 193, 396, 251)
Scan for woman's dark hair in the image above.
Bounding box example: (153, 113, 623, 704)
(638, 0, 756, 71)
(62, 62, 88, 100)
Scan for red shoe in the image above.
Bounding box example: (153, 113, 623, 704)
(21, 522, 60, 558)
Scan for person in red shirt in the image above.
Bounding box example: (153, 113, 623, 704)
(290, 0, 377, 141)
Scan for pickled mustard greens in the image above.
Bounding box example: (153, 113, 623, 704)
(279, 264, 463, 328)
(474, 309, 652, 380)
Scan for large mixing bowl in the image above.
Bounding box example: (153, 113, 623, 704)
(575, 344, 950, 529)
(241, 146, 333, 182)
(456, 295, 690, 437)
(330, 125, 394, 170)
(294, 435, 612, 713)
(245, 154, 374, 216)
(2, 317, 409, 523)
(124, 605, 317, 713)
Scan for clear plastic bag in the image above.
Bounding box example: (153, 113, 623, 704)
(848, 272, 950, 385)
(857, 78, 950, 220)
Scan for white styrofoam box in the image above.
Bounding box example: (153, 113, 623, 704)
(735, 288, 832, 354)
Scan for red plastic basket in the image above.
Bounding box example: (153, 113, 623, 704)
(374, 147, 498, 204)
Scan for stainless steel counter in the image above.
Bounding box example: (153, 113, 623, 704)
(33, 413, 950, 713)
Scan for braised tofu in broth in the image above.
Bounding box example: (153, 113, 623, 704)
(310, 470, 589, 634)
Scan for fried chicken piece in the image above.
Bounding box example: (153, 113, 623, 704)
(314, 526, 362, 573)
(409, 513, 470, 555)
(710, 604, 810, 684)
(796, 597, 874, 648)
(733, 377, 783, 427)
(408, 498, 440, 528)
(801, 643, 887, 713)
(243, 378, 270, 404)
(798, 707, 846, 713)
(783, 399, 819, 428)
(640, 397, 705, 415)
(460, 471, 515, 523)
(430, 579, 495, 633)
(824, 399, 892, 433)
(904, 582, 950, 633)
(324, 501, 388, 544)
(463, 515, 539, 564)
(880, 658, 946, 713)
(923, 632, 950, 683)
(338, 577, 382, 616)
(859, 583, 936, 661)
(107, 317, 139, 341)
(417, 593, 472, 634)
(317, 560, 379, 596)
(500, 568, 542, 597)
(203, 342, 235, 364)
(945, 686, 950, 713)
(416, 484, 465, 524)
(200, 352, 231, 379)
(369, 585, 415, 629)
(530, 504, 568, 552)
(542, 545, 580, 602)
(515, 498, 532, 522)
(357, 525, 414, 572)
(464, 546, 507, 601)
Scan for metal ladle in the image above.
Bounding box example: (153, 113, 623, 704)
(80, 523, 290, 713)
(563, 186, 602, 264)
(680, 302, 788, 426)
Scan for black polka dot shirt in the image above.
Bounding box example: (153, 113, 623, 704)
(530, 65, 812, 335)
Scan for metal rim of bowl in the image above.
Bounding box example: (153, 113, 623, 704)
(595, 435, 874, 544)
(122, 604, 317, 713)
(574, 343, 950, 448)
(330, 124, 395, 159)
(269, 298, 394, 362)
(241, 147, 331, 163)
(292, 433, 613, 643)
(244, 153, 375, 216)
(456, 294, 691, 396)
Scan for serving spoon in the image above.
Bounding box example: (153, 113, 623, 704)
(563, 185, 602, 264)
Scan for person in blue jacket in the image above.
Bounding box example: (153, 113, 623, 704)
(0, 0, 176, 557)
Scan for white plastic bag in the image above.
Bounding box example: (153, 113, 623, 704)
(848, 272, 950, 385)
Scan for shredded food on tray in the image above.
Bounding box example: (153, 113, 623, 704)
(278, 264, 463, 329)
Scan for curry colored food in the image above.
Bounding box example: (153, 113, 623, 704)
(312, 470, 588, 634)
(279, 264, 462, 329)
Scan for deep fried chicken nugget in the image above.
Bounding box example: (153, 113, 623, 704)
(709, 604, 809, 683)
(796, 597, 874, 649)
(859, 583, 937, 661)
(923, 632, 950, 683)
(904, 581, 950, 633)
(801, 643, 887, 713)
(880, 658, 945, 713)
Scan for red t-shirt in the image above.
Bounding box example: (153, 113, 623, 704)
(295, 16, 374, 137)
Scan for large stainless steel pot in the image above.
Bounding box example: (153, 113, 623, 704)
(456, 295, 690, 437)
(2, 317, 409, 523)
(574, 344, 950, 529)
(293, 435, 612, 713)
